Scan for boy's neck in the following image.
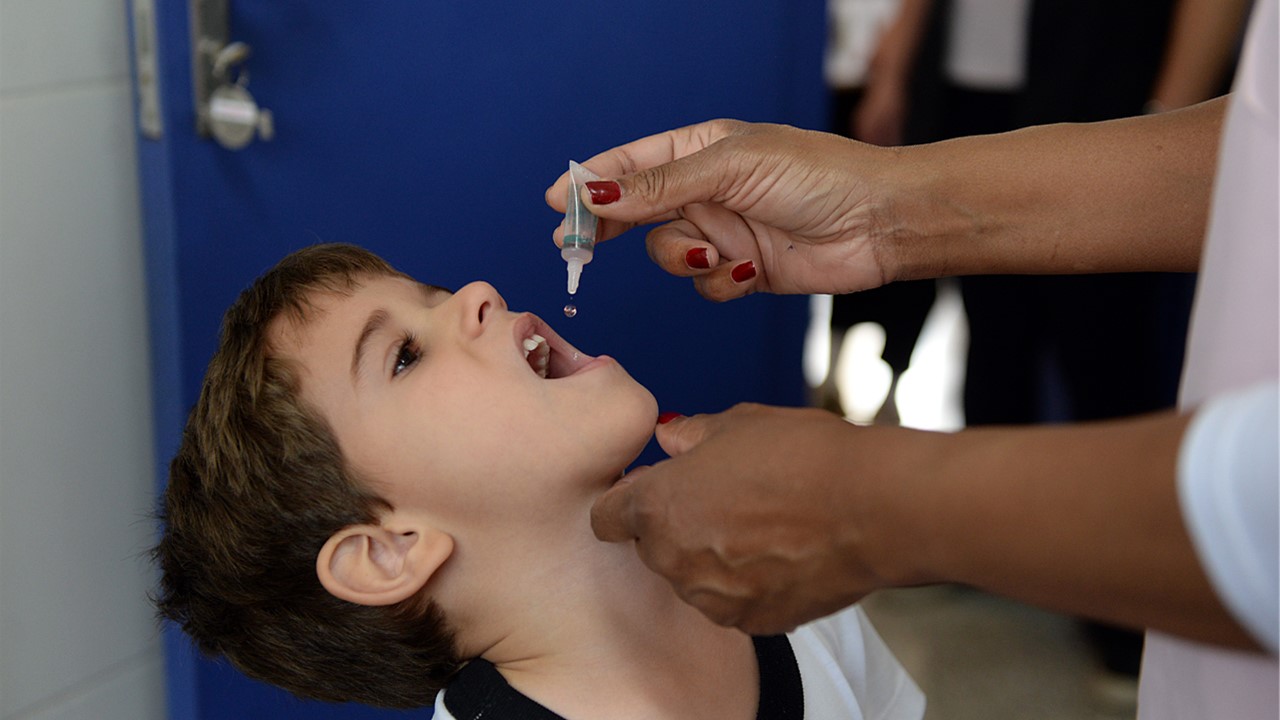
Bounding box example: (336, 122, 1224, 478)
(462, 500, 761, 719)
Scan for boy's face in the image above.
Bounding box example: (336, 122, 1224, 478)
(273, 274, 657, 535)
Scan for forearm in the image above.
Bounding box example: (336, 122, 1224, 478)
(861, 412, 1257, 649)
(854, 0, 931, 145)
(879, 98, 1224, 281)
(1150, 0, 1250, 110)
(865, 0, 932, 87)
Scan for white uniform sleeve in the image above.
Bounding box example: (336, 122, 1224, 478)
(1177, 380, 1279, 652)
(790, 605, 926, 719)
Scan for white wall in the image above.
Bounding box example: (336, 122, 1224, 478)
(0, 0, 165, 718)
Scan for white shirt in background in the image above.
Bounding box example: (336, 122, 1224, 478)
(944, 0, 1031, 90)
(826, 0, 902, 88)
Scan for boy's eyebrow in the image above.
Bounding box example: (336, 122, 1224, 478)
(348, 282, 451, 381)
(351, 308, 391, 381)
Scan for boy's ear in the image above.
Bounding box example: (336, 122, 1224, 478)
(315, 516, 454, 606)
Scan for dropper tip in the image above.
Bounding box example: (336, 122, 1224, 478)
(567, 258, 583, 294)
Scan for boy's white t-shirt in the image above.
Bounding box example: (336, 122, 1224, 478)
(790, 605, 926, 719)
(433, 605, 924, 719)
(1138, 0, 1280, 716)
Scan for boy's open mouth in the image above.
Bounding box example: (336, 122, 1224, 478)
(513, 313, 592, 379)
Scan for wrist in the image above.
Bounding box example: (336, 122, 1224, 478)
(840, 425, 955, 589)
(869, 143, 982, 283)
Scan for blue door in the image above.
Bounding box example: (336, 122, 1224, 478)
(133, 2, 824, 717)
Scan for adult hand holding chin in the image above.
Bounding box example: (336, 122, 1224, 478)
(545, 120, 903, 302)
(590, 403, 918, 635)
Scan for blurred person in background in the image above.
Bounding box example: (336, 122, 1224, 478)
(820, 0, 938, 424)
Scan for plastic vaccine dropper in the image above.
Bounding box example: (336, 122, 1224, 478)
(561, 161, 601, 316)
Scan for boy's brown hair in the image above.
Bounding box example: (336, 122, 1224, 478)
(153, 244, 461, 708)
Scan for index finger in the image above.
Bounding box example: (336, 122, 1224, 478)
(544, 119, 744, 213)
(590, 475, 642, 542)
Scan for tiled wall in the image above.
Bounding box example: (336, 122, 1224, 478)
(0, 0, 164, 718)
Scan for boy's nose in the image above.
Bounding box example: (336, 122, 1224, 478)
(452, 281, 507, 338)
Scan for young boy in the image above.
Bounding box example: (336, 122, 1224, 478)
(155, 243, 924, 719)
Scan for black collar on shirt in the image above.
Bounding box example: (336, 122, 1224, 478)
(443, 634, 804, 719)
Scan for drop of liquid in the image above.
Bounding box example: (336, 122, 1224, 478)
(563, 303, 577, 318)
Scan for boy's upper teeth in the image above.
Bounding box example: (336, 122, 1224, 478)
(522, 333, 550, 378)
(521, 333, 546, 357)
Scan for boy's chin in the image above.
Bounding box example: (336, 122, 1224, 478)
(574, 397, 658, 492)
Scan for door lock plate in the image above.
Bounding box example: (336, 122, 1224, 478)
(190, 0, 272, 149)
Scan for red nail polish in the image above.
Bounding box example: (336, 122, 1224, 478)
(657, 412, 684, 424)
(731, 261, 756, 283)
(686, 247, 710, 269)
(586, 180, 621, 205)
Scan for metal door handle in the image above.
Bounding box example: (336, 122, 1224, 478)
(191, 0, 273, 150)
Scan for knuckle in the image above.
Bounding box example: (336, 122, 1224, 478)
(687, 119, 744, 155)
(728, 401, 765, 416)
(589, 499, 620, 537)
(695, 268, 754, 304)
(616, 145, 645, 176)
(629, 167, 668, 207)
(705, 118, 747, 140)
(627, 484, 666, 537)
(644, 232, 663, 266)
(681, 586, 744, 628)
(691, 275, 729, 303)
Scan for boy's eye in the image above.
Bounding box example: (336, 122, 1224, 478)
(392, 334, 421, 377)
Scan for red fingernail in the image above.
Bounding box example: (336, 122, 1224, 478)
(731, 261, 757, 283)
(685, 247, 710, 269)
(586, 180, 621, 205)
(657, 412, 684, 424)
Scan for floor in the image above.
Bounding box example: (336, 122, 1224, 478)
(808, 284, 1139, 719)
(862, 588, 1138, 719)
